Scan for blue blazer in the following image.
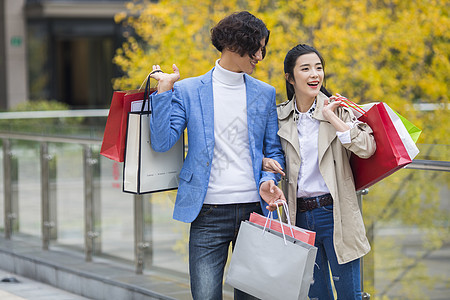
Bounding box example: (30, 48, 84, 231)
(150, 68, 285, 223)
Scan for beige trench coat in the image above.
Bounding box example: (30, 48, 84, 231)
(277, 92, 376, 264)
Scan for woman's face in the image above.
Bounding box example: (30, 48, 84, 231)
(287, 52, 324, 102)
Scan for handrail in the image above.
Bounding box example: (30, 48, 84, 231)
(0, 109, 109, 119)
(0, 109, 107, 145)
(405, 159, 450, 172)
(2, 131, 448, 171)
(0, 131, 102, 145)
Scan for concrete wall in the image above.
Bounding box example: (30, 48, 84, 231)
(0, 1, 6, 109)
(2, 0, 28, 110)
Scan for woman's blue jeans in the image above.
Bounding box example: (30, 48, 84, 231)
(296, 205, 362, 300)
(189, 202, 262, 300)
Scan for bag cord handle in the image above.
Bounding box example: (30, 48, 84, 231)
(337, 95, 367, 116)
(139, 72, 159, 114)
(263, 200, 295, 245)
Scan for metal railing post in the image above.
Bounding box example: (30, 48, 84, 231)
(134, 194, 149, 274)
(41, 142, 51, 249)
(83, 145, 99, 262)
(92, 149, 102, 254)
(357, 188, 371, 300)
(41, 142, 57, 250)
(144, 194, 153, 269)
(3, 139, 12, 239)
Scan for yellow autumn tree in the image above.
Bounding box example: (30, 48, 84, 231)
(113, 0, 449, 298)
(114, 0, 448, 142)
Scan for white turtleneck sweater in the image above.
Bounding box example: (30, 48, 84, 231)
(203, 60, 259, 205)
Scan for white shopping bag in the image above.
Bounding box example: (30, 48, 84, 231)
(346, 101, 419, 160)
(123, 110, 184, 194)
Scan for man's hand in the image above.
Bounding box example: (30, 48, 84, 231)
(150, 64, 180, 93)
(259, 180, 286, 211)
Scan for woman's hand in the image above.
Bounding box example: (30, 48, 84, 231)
(322, 97, 341, 121)
(323, 93, 351, 132)
(259, 180, 286, 211)
(262, 157, 285, 176)
(150, 64, 180, 93)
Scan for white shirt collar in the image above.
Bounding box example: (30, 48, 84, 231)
(295, 98, 317, 119)
(213, 59, 245, 86)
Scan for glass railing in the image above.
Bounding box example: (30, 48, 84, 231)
(361, 164, 449, 299)
(0, 110, 449, 299)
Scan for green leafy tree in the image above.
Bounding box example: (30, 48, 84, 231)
(114, 1, 449, 298)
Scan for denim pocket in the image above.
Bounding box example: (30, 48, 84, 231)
(321, 204, 334, 213)
(198, 204, 216, 217)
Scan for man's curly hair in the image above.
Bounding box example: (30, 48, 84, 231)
(211, 11, 270, 59)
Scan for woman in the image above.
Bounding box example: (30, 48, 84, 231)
(263, 44, 376, 299)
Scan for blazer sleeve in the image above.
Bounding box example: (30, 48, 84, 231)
(337, 106, 376, 159)
(259, 87, 285, 185)
(149, 85, 187, 152)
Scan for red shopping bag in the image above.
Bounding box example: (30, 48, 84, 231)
(100, 91, 128, 162)
(249, 212, 315, 245)
(100, 82, 156, 162)
(349, 102, 411, 190)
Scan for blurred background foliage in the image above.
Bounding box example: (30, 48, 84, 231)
(113, 0, 449, 298)
(113, 0, 449, 146)
(0, 100, 85, 135)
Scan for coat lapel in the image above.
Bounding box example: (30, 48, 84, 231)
(198, 70, 215, 161)
(277, 99, 301, 159)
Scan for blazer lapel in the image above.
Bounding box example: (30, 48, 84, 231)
(199, 70, 215, 161)
(245, 75, 258, 161)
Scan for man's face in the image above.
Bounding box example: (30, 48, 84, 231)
(224, 38, 266, 74)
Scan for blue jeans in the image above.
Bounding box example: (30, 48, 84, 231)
(296, 205, 362, 300)
(189, 202, 262, 300)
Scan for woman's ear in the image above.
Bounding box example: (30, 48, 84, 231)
(285, 73, 294, 85)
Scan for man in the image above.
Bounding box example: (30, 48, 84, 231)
(149, 11, 285, 299)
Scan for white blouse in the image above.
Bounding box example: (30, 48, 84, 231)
(295, 100, 353, 198)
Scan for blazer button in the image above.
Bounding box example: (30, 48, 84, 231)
(206, 162, 209, 167)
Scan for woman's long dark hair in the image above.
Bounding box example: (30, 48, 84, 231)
(283, 44, 332, 100)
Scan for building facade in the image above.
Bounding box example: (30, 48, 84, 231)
(0, 0, 129, 110)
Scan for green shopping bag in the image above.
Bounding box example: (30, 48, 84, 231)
(393, 111, 422, 143)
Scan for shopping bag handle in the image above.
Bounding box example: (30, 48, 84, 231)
(140, 74, 157, 114)
(139, 69, 161, 90)
(335, 95, 367, 116)
(263, 200, 295, 245)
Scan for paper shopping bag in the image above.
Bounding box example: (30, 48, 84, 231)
(100, 91, 127, 162)
(249, 212, 315, 245)
(122, 112, 184, 194)
(226, 221, 317, 300)
(382, 103, 420, 160)
(393, 111, 422, 143)
(350, 102, 416, 190)
(122, 77, 184, 194)
(340, 98, 421, 147)
(100, 77, 156, 162)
